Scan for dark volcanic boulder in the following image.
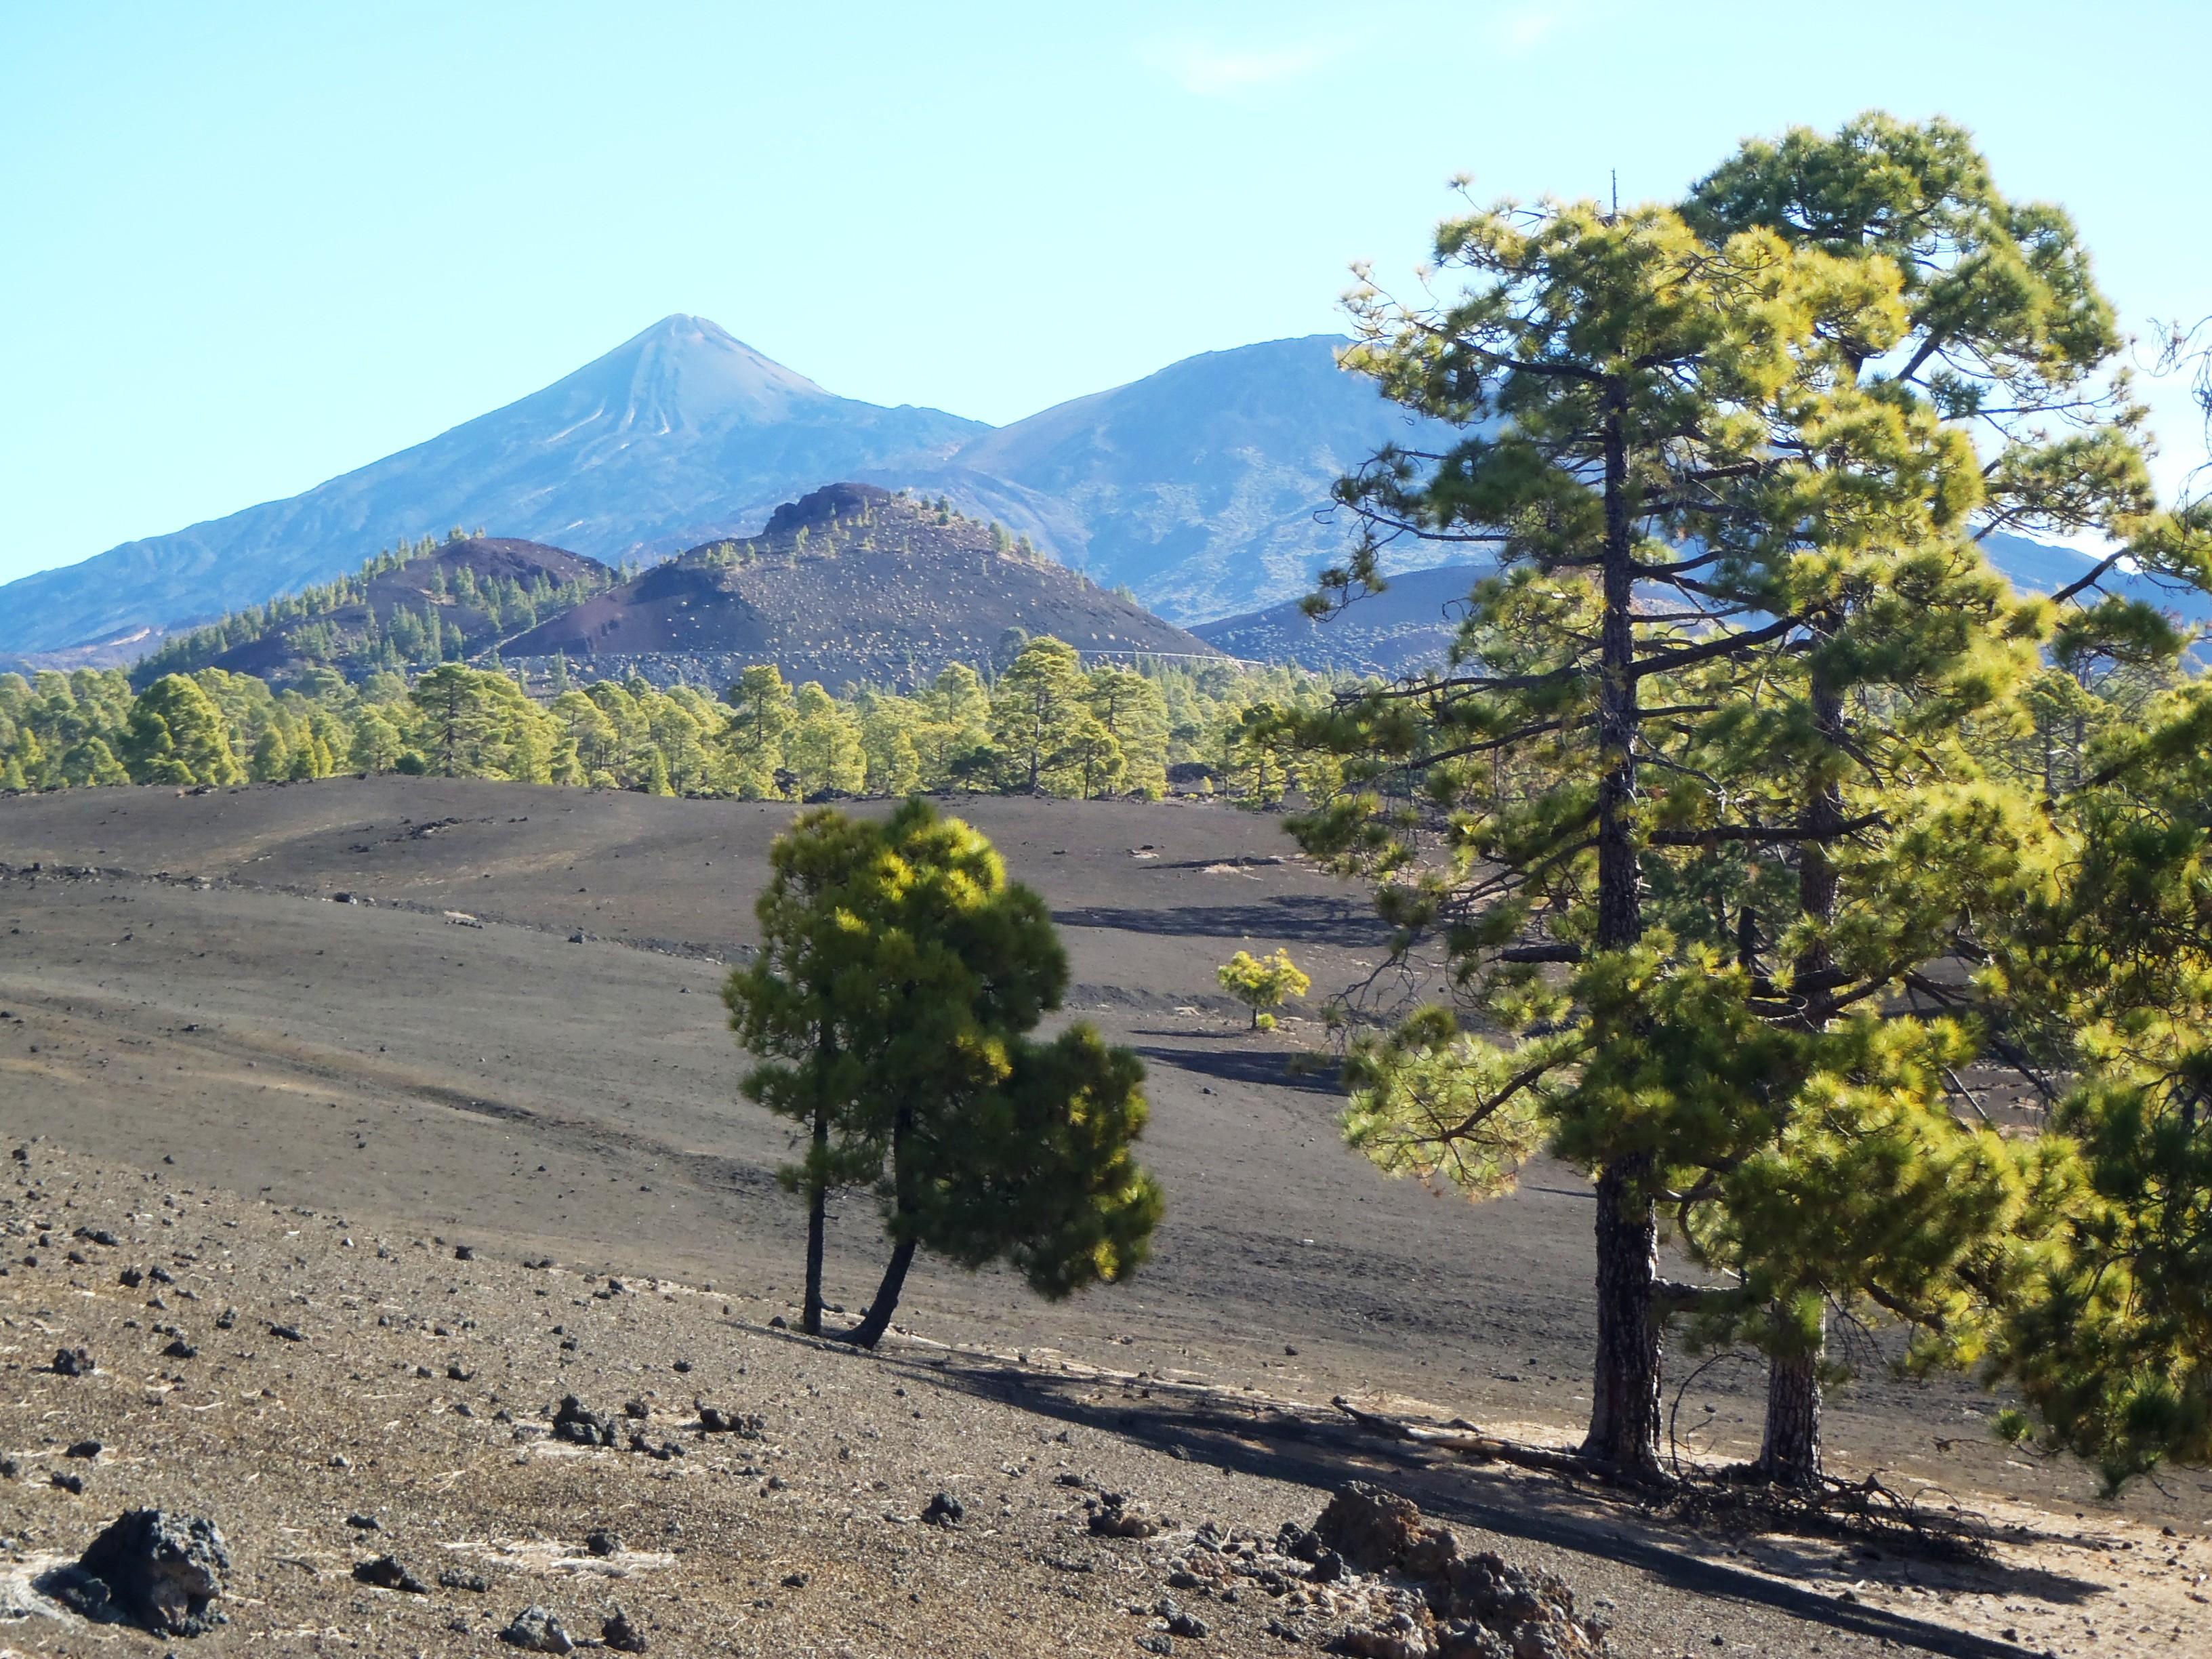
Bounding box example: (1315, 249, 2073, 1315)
(552, 1395, 617, 1446)
(48, 1509, 231, 1635)
(1315, 1481, 1427, 1572)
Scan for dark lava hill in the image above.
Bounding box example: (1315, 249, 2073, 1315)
(140, 537, 613, 684)
(501, 483, 1224, 690)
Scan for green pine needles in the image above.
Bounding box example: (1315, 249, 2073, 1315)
(1281, 110, 2212, 1489)
(724, 800, 1162, 1347)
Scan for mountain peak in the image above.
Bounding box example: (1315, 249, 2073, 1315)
(575, 314, 832, 426)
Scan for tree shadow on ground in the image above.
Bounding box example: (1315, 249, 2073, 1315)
(884, 1350, 2101, 1659)
(1052, 896, 1393, 947)
(1132, 1044, 1345, 1096)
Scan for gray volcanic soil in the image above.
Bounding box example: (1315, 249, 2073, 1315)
(0, 779, 2205, 1656)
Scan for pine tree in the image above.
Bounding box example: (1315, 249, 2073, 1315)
(785, 682, 865, 798)
(726, 803, 1161, 1346)
(991, 637, 1105, 796)
(1217, 948, 1311, 1029)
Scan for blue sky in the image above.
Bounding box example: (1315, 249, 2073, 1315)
(3, 0, 2208, 586)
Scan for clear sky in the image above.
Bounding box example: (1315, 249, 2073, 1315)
(4, 0, 2208, 586)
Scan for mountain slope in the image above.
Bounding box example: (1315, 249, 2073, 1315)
(1199, 536, 2212, 678)
(134, 535, 611, 684)
(1192, 562, 1488, 674)
(0, 318, 982, 655)
(501, 482, 1221, 691)
(920, 335, 1446, 622)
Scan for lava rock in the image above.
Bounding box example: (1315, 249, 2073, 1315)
(1088, 1492, 1164, 1538)
(439, 1568, 491, 1593)
(118, 1267, 144, 1289)
(46, 1509, 231, 1636)
(583, 1528, 622, 1557)
(922, 1492, 965, 1528)
(1314, 1481, 1425, 1573)
(51, 1347, 94, 1376)
(500, 1604, 576, 1653)
(65, 1439, 102, 1460)
(353, 1555, 429, 1593)
(162, 1338, 199, 1359)
(551, 1395, 617, 1447)
(604, 1605, 649, 1652)
(51, 1471, 85, 1495)
(696, 1402, 766, 1438)
(1159, 1597, 1208, 1638)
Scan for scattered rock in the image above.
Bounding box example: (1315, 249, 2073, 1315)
(162, 1338, 199, 1359)
(51, 1346, 95, 1376)
(781, 1570, 810, 1588)
(345, 1513, 382, 1532)
(118, 1266, 144, 1288)
(65, 1439, 102, 1460)
(439, 1568, 491, 1593)
(51, 1471, 86, 1494)
(45, 1508, 232, 1636)
(603, 1605, 649, 1652)
(1299, 1483, 1607, 1659)
(455, 1244, 476, 1261)
(74, 1227, 122, 1248)
(922, 1492, 965, 1528)
(448, 1361, 476, 1381)
(1314, 1481, 1427, 1574)
(552, 1395, 618, 1447)
(352, 1555, 429, 1593)
(696, 1402, 766, 1438)
(1159, 1597, 1208, 1638)
(1088, 1492, 1164, 1539)
(583, 1528, 622, 1557)
(500, 1603, 576, 1652)
(214, 1307, 237, 1330)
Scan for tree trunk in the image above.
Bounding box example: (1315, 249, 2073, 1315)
(1759, 662, 1844, 1481)
(802, 1099, 829, 1337)
(842, 1235, 918, 1350)
(1757, 1342, 1824, 1489)
(840, 1101, 917, 1351)
(1581, 375, 1666, 1484)
(1582, 1152, 1666, 1481)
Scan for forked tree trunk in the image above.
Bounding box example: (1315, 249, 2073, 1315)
(1757, 1343, 1824, 1488)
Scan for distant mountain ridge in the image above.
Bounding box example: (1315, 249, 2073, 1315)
(0, 318, 982, 655)
(3, 316, 2198, 661)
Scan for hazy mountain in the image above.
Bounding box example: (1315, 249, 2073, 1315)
(1200, 536, 2212, 677)
(5, 317, 2200, 663)
(918, 335, 1446, 623)
(502, 483, 1218, 693)
(0, 317, 983, 655)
